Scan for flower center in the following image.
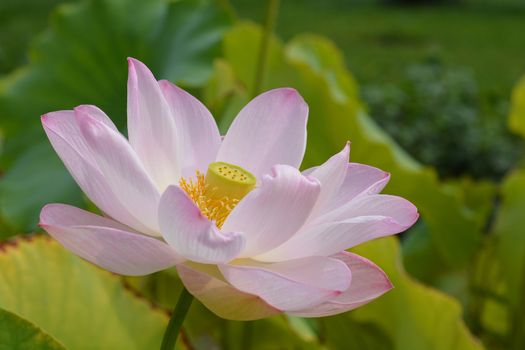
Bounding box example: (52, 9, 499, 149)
(179, 162, 256, 228)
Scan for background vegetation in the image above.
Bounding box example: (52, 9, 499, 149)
(1, 0, 524, 349)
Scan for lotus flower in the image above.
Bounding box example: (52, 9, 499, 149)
(39, 58, 418, 320)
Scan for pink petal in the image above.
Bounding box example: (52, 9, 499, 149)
(256, 215, 409, 262)
(307, 143, 350, 217)
(177, 263, 280, 320)
(41, 110, 157, 234)
(159, 80, 221, 177)
(319, 194, 419, 225)
(323, 163, 390, 214)
(158, 186, 245, 264)
(40, 204, 181, 276)
(219, 256, 351, 312)
(222, 165, 320, 257)
(74, 105, 118, 132)
(217, 88, 308, 178)
(127, 58, 181, 191)
(77, 110, 161, 233)
(289, 252, 392, 317)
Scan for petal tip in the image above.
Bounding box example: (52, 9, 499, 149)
(305, 174, 322, 188)
(41, 111, 67, 127)
(39, 203, 54, 223)
(404, 200, 420, 225)
(271, 87, 307, 108)
(127, 57, 144, 80)
(341, 142, 351, 156)
(73, 105, 92, 114)
(410, 211, 420, 226)
(281, 87, 298, 95)
(127, 57, 150, 74)
(387, 280, 394, 290)
(158, 79, 170, 87)
(158, 79, 183, 96)
(380, 278, 395, 296)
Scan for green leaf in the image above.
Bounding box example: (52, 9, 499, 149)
(0, 307, 65, 350)
(403, 178, 497, 296)
(493, 168, 525, 348)
(0, 0, 232, 232)
(509, 75, 525, 138)
(320, 316, 393, 350)
(214, 22, 483, 268)
(0, 0, 68, 74)
(0, 236, 172, 350)
(203, 59, 249, 134)
(402, 221, 447, 286)
(494, 169, 525, 308)
(346, 238, 484, 350)
(285, 33, 360, 104)
(0, 142, 83, 234)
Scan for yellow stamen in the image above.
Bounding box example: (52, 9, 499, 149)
(179, 171, 240, 229)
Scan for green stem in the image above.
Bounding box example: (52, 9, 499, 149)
(466, 239, 489, 335)
(510, 256, 525, 349)
(220, 321, 229, 350)
(241, 321, 254, 350)
(252, 0, 280, 97)
(160, 287, 194, 350)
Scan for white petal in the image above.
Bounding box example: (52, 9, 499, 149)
(322, 163, 390, 214)
(42, 110, 158, 235)
(222, 165, 320, 257)
(159, 80, 221, 177)
(40, 204, 181, 276)
(219, 256, 351, 311)
(319, 194, 419, 225)
(127, 58, 181, 191)
(217, 88, 308, 178)
(307, 143, 350, 217)
(158, 186, 245, 264)
(74, 105, 118, 132)
(256, 215, 411, 262)
(289, 252, 392, 317)
(77, 110, 161, 233)
(177, 263, 280, 320)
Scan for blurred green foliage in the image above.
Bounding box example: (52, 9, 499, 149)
(0, 0, 70, 74)
(0, 237, 175, 350)
(0, 0, 232, 233)
(0, 0, 524, 349)
(0, 308, 65, 350)
(493, 169, 525, 349)
(233, 0, 525, 181)
(363, 60, 522, 179)
(509, 75, 525, 138)
(232, 0, 525, 98)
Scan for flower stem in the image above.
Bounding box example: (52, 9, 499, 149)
(160, 287, 194, 350)
(510, 257, 525, 349)
(252, 0, 280, 97)
(241, 321, 254, 350)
